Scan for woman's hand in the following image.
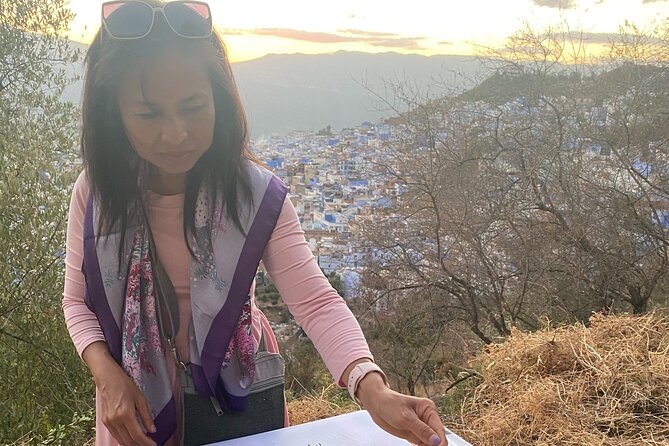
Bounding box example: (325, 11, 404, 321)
(356, 372, 448, 446)
(83, 342, 157, 446)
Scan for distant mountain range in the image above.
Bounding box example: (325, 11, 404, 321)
(61, 47, 484, 138)
(232, 51, 483, 137)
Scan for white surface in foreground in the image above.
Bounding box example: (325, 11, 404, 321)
(207, 410, 473, 446)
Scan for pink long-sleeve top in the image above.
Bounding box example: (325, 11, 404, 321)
(62, 171, 372, 446)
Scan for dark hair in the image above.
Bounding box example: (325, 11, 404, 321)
(81, 0, 259, 260)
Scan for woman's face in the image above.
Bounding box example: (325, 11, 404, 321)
(117, 50, 216, 194)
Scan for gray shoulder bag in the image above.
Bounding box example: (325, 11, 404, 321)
(148, 229, 285, 446)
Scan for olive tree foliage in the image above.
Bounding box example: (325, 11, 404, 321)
(354, 21, 669, 349)
(0, 0, 90, 443)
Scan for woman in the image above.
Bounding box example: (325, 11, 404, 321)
(62, 1, 448, 445)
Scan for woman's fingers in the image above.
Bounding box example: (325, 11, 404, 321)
(114, 424, 136, 446)
(369, 408, 442, 446)
(107, 412, 155, 446)
(122, 394, 156, 446)
(96, 365, 157, 446)
(414, 399, 447, 446)
(386, 403, 440, 446)
(405, 411, 444, 446)
(368, 415, 421, 445)
(136, 393, 157, 434)
(365, 391, 448, 446)
(125, 413, 157, 446)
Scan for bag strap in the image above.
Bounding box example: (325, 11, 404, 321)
(146, 224, 183, 366)
(147, 224, 267, 362)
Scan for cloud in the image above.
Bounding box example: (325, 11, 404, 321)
(251, 28, 357, 43)
(530, 0, 578, 8)
(337, 29, 400, 38)
(438, 41, 454, 46)
(550, 31, 665, 45)
(218, 28, 247, 35)
(642, 0, 669, 3)
(367, 38, 424, 50)
(218, 27, 426, 50)
(578, 32, 622, 44)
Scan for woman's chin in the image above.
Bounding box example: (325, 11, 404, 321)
(152, 151, 202, 175)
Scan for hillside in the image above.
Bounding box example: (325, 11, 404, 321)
(458, 63, 669, 106)
(232, 51, 481, 136)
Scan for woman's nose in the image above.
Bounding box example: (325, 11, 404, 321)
(160, 117, 188, 145)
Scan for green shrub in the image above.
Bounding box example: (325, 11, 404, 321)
(0, 1, 93, 443)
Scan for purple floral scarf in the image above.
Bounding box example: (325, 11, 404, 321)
(121, 183, 256, 405)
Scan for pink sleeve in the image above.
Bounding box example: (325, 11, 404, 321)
(61, 171, 106, 357)
(262, 197, 373, 387)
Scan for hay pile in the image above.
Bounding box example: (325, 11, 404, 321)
(458, 313, 669, 445)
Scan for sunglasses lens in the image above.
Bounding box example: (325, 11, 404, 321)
(164, 2, 212, 37)
(103, 2, 153, 38)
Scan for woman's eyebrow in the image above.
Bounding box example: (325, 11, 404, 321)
(180, 93, 205, 104)
(132, 99, 156, 107)
(130, 92, 205, 107)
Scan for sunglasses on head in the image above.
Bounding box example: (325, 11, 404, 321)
(101, 1, 212, 39)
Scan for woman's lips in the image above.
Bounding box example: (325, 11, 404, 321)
(160, 150, 196, 160)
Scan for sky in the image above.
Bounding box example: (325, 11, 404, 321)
(66, 0, 669, 63)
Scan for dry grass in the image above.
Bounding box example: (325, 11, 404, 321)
(287, 384, 359, 426)
(456, 313, 669, 445)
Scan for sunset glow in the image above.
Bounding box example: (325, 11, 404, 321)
(66, 0, 669, 62)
